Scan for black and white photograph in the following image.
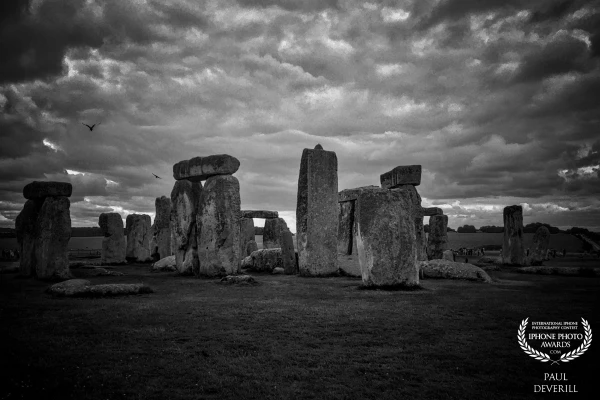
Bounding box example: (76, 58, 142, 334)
(0, 0, 598, 398)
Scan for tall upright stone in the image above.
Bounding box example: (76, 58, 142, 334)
(337, 201, 354, 255)
(427, 215, 448, 260)
(263, 217, 288, 249)
(34, 196, 72, 280)
(296, 144, 338, 276)
(15, 181, 72, 280)
(239, 217, 256, 257)
(530, 226, 550, 266)
(99, 212, 126, 264)
(280, 229, 297, 274)
(502, 205, 525, 265)
(171, 179, 202, 275)
(354, 188, 418, 287)
(150, 196, 172, 261)
(15, 199, 42, 277)
(415, 215, 427, 261)
(126, 214, 152, 263)
(197, 174, 241, 277)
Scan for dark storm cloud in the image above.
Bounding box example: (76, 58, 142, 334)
(236, 0, 340, 13)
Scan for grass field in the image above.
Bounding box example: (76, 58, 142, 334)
(0, 265, 597, 400)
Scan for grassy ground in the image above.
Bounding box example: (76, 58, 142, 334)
(0, 265, 597, 400)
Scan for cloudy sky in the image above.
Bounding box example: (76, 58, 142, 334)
(1, 0, 599, 233)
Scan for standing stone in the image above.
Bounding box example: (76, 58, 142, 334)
(442, 250, 454, 261)
(415, 215, 427, 261)
(380, 165, 422, 189)
(150, 196, 172, 261)
(296, 145, 338, 276)
(239, 217, 256, 257)
(15, 199, 43, 277)
(281, 229, 297, 274)
(34, 196, 72, 280)
(354, 188, 418, 287)
(263, 217, 288, 249)
(427, 215, 448, 260)
(99, 212, 126, 264)
(197, 175, 241, 277)
(530, 226, 551, 266)
(502, 205, 525, 265)
(337, 201, 354, 255)
(171, 180, 202, 275)
(126, 214, 152, 263)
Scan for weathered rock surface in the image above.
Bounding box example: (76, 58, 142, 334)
(46, 279, 91, 296)
(502, 205, 525, 265)
(354, 188, 418, 287)
(197, 174, 241, 277)
(15, 199, 42, 277)
(415, 216, 428, 261)
(474, 256, 502, 266)
(239, 217, 256, 257)
(219, 275, 258, 285)
(240, 210, 278, 219)
(240, 255, 253, 269)
(427, 214, 448, 260)
(442, 250, 454, 261)
(23, 181, 72, 199)
(47, 282, 153, 297)
(99, 212, 126, 265)
(296, 145, 338, 276)
(530, 226, 550, 266)
(173, 154, 240, 181)
(338, 186, 380, 202)
(150, 196, 172, 261)
(421, 207, 443, 216)
(171, 180, 202, 275)
(280, 229, 296, 275)
(337, 201, 354, 255)
(263, 217, 288, 249)
(419, 259, 492, 283)
(126, 214, 152, 263)
(272, 267, 285, 274)
(152, 255, 176, 272)
(380, 165, 421, 188)
(35, 196, 72, 280)
(247, 249, 282, 272)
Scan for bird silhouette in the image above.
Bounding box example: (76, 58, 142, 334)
(152, 173, 162, 179)
(82, 122, 101, 131)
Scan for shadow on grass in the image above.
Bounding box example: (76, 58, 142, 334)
(357, 284, 425, 292)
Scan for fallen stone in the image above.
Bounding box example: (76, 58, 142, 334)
(150, 196, 172, 261)
(240, 255, 253, 269)
(421, 207, 443, 216)
(99, 212, 126, 265)
(355, 188, 419, 287)
(442, 250, 454, 261)
(48, 282, 153, 297)
(272, 267, 284, 274)
(474, 256, 502, 266)
(23, 181, 72, 199)
(126, 214, 152, 263)
(46, 279, 91, 296)
(419, 259, 492, 283)
(35, 196, 72, 280)
(427, 215, 448, 260)
(74, 267, 125, 277)
(151, 255, 176, 272)
(502, 205, 525, 265)
(338, 186, 381, 202)
(516, 266, 598, 277)
(240, 210, 278, 219)
(296, 145, 338, 276)
(196, 174, 241, 277)
(173, 154, 240, 181)
(380, 165, 421, 189)
(529, 226, 550, 266)
(218, 275, 258, 285)
(171, 179, 202, 275)
(247, 249, 282, 272)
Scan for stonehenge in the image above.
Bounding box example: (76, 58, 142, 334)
(99, 212, 126, 264)
(15, 181, 72, 280)
(126, 214, 152, 263)
(502, 205, 525, 265)
(150, 196, 172, 261)
(172, 154, 242, 277)
(296, 144, 339, 276)
(380, 165, 421, 188)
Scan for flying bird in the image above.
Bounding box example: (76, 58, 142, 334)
(82, 122, 101, 131)
(152, 173, 162, 179)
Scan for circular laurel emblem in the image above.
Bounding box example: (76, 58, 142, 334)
(518, 317, 592, 364)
